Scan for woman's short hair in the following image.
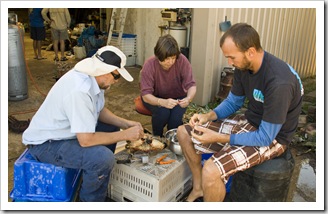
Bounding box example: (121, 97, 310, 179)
(154, 34, 180, 62)
(220, 23, 262, 52)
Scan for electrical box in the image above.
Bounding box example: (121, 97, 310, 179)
(161, 11, 177, 22)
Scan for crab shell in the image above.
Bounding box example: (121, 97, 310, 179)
(125, 134, 167, 153)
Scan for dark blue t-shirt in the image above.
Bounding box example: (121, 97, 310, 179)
(29, 8, 44, 28)
(231, 52, 303, 145)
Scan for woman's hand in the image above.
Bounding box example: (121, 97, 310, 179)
(160, 98, 179, 109)
(178, 97, 191, 108)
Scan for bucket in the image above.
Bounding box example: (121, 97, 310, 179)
(73, 46, 86, 59)
(169, 26, 187, 48)
(217, 67, 234, 99)
(219, 16, 231, 32)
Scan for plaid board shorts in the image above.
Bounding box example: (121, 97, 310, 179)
(185, 114, 286, 183)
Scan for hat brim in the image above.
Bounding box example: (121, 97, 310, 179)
(117, 67, 134, 82)
(75, 56, 134, 82)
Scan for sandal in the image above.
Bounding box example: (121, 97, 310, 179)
(54, 56, 59, 62)
(60, 57, 68, 61)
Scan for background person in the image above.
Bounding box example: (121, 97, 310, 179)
(177, 23, 303, 202)
(22, 46, 144, 202)
(29, 8, 46, 60)
(41, 8, 71, 61)
(140, 34, 197, 137)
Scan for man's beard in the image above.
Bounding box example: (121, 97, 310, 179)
(234, 56, 252, 71)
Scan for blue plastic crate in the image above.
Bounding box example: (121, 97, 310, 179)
(201, 153, 232, 193)
(10, 149, 82, 202)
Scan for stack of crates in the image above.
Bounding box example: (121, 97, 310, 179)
(10, 149, 82, 202)
(108, 149, 192, 202)
(110, 33, 137, 66)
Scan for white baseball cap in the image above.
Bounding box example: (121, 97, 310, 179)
(74, 45, 133, 82)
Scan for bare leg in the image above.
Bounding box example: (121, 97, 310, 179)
(177, 125, 203, 202)
(33, 40, 38, 58)
(36, 40, 42, 58)
(53, 39, 59, 59)
(202, 160, 226, 201)
(60, 39, 65, 58)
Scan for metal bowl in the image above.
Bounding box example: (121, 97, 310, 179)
(165, 129, 183, 155)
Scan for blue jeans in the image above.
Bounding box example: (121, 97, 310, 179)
(142, 96, 187, 137)
(28, 121, 119, 202)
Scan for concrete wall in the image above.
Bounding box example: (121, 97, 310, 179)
(189, 8, 221, 106)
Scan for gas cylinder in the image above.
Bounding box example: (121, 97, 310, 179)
(8, 22, 28, 101)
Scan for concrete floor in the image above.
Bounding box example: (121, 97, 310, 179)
(7, 33, 317, 204)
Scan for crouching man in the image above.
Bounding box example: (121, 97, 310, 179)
(23, 46, 144, 202)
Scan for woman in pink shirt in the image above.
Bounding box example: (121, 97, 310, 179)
(140, 34, 197, 136)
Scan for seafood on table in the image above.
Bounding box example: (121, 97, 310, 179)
(125, 133, 167, 153)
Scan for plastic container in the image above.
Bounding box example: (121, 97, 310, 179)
(110, 33, 137, 57)
(108, 149, 192, 202)
(110, 176, 192, 202)
(126, 56, 136, 66)
(10, 149, 82, 202)
(73, 46, 86, 59)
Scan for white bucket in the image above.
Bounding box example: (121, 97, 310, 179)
(73, 46, 86, 59)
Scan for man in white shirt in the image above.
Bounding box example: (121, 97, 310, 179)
(23, 46, 144, 202)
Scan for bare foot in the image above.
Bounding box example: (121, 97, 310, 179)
(185, 189, 203, 202)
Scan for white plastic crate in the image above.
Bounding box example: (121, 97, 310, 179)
(108, 149, 192, 202)
(110, 34, 137, 56)
(111, 42, 136, 56)
(109, 176, 192, 202)
(126, 56, 136, 66)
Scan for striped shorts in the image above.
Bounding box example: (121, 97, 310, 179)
(185, 114, 286, 183)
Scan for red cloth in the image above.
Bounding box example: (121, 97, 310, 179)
(134, 96, 152, 116)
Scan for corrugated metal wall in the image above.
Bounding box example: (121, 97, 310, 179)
(216, 8, 316, 78)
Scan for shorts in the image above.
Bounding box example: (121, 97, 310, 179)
(51, 28, 69, 41)
(185, 114, 286, 183)
(30, 26, 46, 41)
